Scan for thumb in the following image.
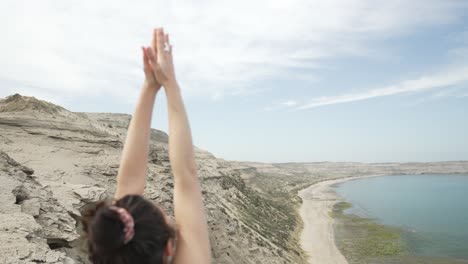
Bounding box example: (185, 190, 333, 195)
(142, 47, 154, 75)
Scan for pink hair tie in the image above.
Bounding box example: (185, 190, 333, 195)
(109, 206, 135, 244)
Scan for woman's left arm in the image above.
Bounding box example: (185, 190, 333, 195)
(114, 47, 161, 200)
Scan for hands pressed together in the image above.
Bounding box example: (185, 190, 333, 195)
(142, 28, 176, 91)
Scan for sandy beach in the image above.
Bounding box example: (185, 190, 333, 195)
(299, 176, 378, 264)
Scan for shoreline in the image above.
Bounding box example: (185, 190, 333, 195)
(299, 175, 382, 264)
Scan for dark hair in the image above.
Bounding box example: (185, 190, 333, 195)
(81, 195, 176, 264)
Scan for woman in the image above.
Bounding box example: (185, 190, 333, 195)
(81, 28, 212, 264)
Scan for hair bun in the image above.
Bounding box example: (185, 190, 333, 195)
(81, 195, 176, 263)
(90, 205, 127, 254)
(109, 206, 135, 244)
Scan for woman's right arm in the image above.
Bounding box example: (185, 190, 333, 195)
(147, 28, 211, 263)
(166, 80, 211, 264)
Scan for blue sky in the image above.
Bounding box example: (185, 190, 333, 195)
(1, 0, 468, 162)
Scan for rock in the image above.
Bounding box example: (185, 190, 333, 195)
(0, 93, 67, 116)
(21, 198, 41, 216)
(0, 212, 40, 234)
(73, 186, 108, 202)
(0, 233, 37, 263)
(46, 250, 65, 262)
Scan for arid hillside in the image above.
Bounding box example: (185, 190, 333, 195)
(1, 94, 467, 264)
(0, 94, 309, 264)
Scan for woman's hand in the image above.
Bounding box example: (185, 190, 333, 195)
(144, 28, 177, 88)
(142, 46, 161, 91)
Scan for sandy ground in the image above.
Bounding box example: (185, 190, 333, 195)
(299, 176, 379, 264)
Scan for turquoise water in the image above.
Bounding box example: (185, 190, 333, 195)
(334, 174, 468, 260)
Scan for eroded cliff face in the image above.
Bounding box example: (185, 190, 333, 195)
(0, 94, 306, 264)
(2, 94, 468, 264)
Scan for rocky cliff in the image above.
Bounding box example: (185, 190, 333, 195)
(1, 94, 468, 264)
(0, 94, 307, 264)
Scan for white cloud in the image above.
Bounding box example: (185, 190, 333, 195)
(294, 66, 468, 109)
(262, 99, 298, 111)
(1, 0, 467, 103)
(281, 100, 298, 106)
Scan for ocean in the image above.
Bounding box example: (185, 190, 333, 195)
(334, 174, 468, 261)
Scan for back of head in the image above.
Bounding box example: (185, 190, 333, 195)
(81, 195, 175, 264)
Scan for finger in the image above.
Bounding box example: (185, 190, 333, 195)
(164, 34, 170, 53)
(142, 47, 150, 68)
(142, 47, 148, 62)
(152, 28, 158, 55)
(164, 33, 170, 45)
(169, 44, 173, 55)
(145, 47, 153, 62)
(146, 47, 157, 67)
(157, 28, 165, 57)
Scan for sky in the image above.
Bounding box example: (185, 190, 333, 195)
(1, 0, 468, 163)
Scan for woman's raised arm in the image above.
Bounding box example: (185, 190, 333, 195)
(114, 47, 161, 200)
(147, 28, 212, 263)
